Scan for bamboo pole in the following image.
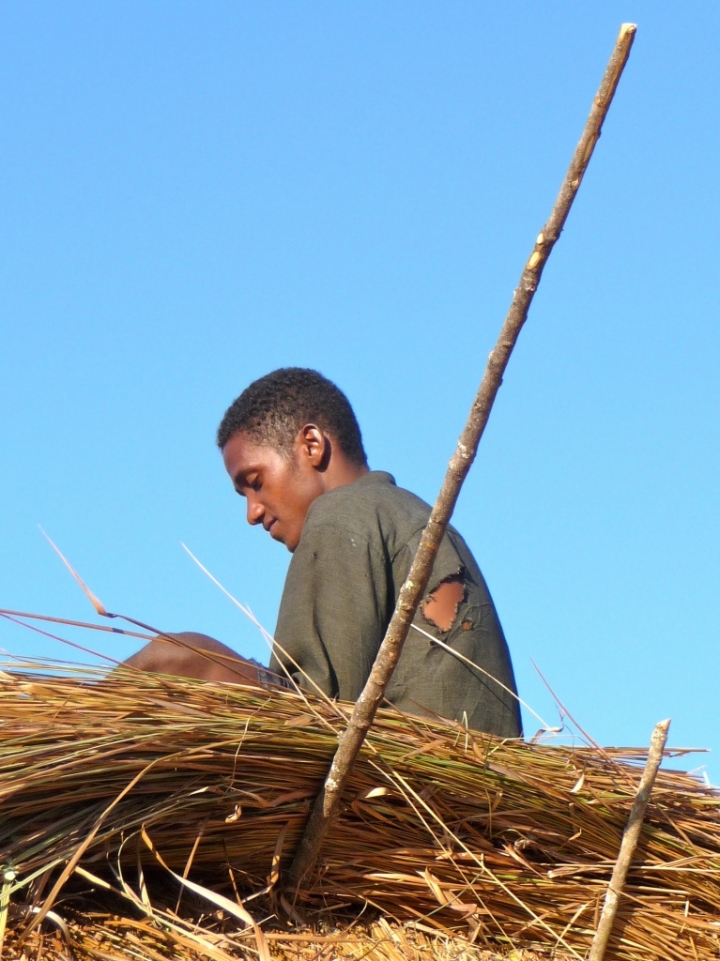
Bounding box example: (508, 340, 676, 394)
(588, 719, 671, 961)
(287, 23, 637, 891)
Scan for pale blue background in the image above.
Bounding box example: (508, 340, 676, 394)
(1, 3, 717, 779)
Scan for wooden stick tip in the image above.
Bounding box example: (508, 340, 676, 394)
(619, 23, 638, 37)
(650, 719, 671, 751)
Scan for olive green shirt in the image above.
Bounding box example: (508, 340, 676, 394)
(270, 472, 522, 737)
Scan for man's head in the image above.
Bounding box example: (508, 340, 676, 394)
(218, 368, 368, 551)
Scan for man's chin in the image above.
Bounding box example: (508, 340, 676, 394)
(280, 531, 300, 553)
(269, 525, 287, 546)
(268, 523, 299, 552)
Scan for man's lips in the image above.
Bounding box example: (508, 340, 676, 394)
(265, 519, 282, 540)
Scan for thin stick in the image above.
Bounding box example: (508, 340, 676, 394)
(587, 718, 670, 961)
(287, 22, 637, 891)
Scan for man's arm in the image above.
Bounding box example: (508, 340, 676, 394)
(119, 632, 268, 686)
(270, 521, 391, 701)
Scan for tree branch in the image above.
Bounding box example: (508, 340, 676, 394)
(588, 719, 670, 961)
(286, 22, 637, 893)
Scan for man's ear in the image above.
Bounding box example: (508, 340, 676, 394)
(296, 424, 331, 470)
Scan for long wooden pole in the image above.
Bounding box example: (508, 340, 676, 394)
(588, 719, 670, 961)
(287, 23, 637, 892)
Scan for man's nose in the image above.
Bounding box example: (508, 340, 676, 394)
(246, 496, 264, 526)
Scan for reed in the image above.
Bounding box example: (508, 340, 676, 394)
(0, 663, 718, 961)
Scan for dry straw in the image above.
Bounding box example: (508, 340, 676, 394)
(0, 664, 718, 961)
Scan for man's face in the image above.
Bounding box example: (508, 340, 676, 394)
(221, 430, 326, 552)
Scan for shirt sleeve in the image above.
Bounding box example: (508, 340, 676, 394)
(269, 518, 392, 701)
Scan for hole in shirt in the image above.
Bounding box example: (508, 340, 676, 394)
(421, 575, 465, 633)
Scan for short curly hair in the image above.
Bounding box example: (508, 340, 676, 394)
(216, 368, 367, 466)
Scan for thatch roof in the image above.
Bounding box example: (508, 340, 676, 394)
(1, 664, 718, 960)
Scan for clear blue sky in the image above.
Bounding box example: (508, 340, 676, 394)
(1, 3, 717, 778)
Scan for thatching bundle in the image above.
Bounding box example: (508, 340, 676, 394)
(0, 664, 718, 961)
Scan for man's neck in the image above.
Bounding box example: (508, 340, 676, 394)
(320, 458, 369, 494)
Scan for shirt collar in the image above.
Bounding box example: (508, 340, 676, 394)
(348, 470, 396, 488)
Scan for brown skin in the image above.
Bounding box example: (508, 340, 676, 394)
(122, 632, 265, 685)
(121, 424, 460, 683)
(221, 425, 368, 553)
(421, 575, 464, 633)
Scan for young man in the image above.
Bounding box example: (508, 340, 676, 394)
(215, 367, 522, 738)
(124, 368, 520, 735)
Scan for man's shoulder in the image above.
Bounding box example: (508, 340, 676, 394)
(299, 472, 476, 578)
(306, 471, 431, 533)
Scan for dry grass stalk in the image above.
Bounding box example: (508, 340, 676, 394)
(0, 664, 718, 961)
(1, 912, 564, 961)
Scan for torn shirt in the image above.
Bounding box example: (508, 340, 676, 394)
(270, 471, 522, 737)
